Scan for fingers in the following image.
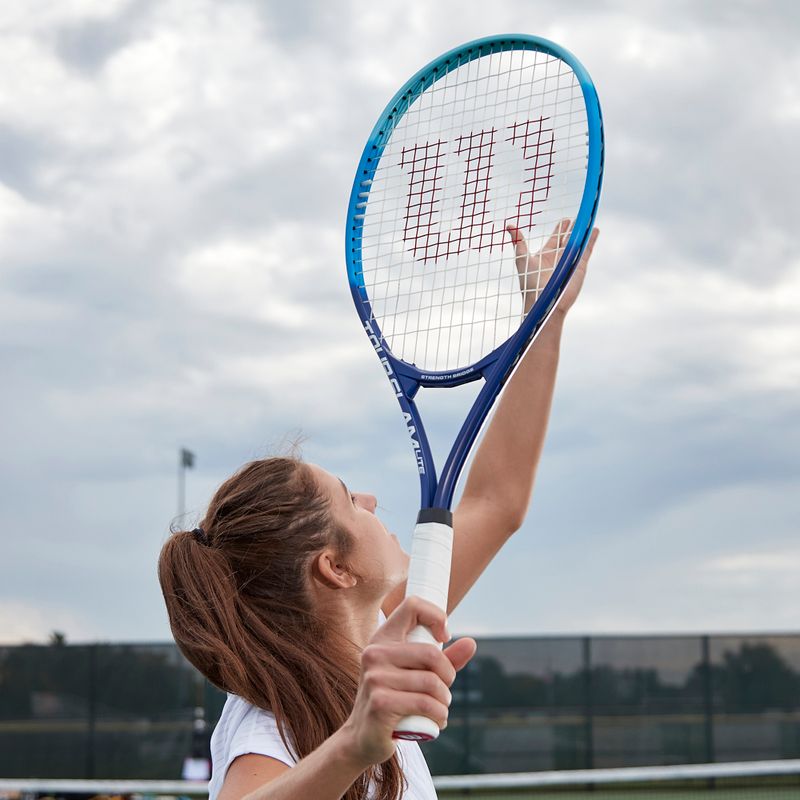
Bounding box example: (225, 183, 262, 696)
(570, 226, 600, 282)
(373, 596, 450, 646)
(508, 219, 574, 258)
(365, 595, 476, 688)
(507, 224, 533, 303)
(351, 606, 477, 754)
(368, 687, 450, 730)
(505, 223, 528, 273)
(543, 218, 572, 256)
(507, 220, 572, 306)
(551, 225, 599, 316)
(362, 641, 457, 687)
(348, 599, 469, 762)
(507, 219, 573, 265)
(357, 639, 476, 735)
(363, 666, 453, 708)
(444, 637, 477, 672)
(580, 227, 600, 264)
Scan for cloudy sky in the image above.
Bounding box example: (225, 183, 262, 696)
(1, 0, 798, 643)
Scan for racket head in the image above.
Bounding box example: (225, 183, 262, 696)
(346, 34, 603, 386)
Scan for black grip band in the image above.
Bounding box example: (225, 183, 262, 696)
(417, 507, 453, 526)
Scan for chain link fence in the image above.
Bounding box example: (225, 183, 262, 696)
(1, 633, 798, 778)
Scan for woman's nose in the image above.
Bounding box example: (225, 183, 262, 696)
(359, 493, 378, 513)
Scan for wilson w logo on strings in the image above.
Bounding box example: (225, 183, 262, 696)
(399, 117, 554, 264)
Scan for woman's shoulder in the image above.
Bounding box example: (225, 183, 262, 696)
(218, 692, 273, 721)
(208, 694, 298, 800)
(212, 693, 298, 763)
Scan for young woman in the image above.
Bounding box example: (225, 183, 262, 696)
(159, 223, 599, 800)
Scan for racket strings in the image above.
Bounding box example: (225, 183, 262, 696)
(359, 48, 588, 372)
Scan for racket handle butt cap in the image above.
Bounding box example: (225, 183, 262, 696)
(392, 716, 440, 742)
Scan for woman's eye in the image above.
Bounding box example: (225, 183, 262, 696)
(350, 493, 357, 506)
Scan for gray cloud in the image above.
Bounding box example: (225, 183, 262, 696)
(0, 0, 797, 642)
(49, 0, 156, 74)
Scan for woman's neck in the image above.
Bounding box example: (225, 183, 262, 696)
(314, 586, 384, 650)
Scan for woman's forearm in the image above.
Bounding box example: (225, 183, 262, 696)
(460, 313, 564, 531)
(244, 726, 368, 800)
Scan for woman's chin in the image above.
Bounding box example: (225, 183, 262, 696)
(391, 564, 410, 591)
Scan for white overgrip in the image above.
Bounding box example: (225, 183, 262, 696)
(393, 517, 454, 742)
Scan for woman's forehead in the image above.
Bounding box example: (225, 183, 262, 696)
(307, 463, 344, 498)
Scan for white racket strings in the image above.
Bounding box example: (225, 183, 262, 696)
(358, 48, 589, 373)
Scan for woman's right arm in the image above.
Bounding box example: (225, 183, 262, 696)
(218, 597, 476, 800)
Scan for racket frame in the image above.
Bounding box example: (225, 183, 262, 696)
(346, 34, 604, 512)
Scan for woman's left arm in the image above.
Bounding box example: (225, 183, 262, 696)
(446, 223, 600, 613)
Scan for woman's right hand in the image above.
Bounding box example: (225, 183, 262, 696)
(341, 596, 477, 767)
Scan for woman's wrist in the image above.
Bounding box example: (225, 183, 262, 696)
(534, 312, 565, 349)
(332, 721, 375, 774)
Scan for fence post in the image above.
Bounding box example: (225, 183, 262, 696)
(461, 658, 472, 774)
(582, 636, 594, 769)
(701, 635, 715, 763)
(86, 644, 97, 778)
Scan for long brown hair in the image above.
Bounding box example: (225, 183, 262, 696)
(158, 457, 404, 800)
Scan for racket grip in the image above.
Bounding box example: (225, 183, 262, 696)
(393, 509, 454, 743)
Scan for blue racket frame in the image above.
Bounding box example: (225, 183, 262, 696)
(346, 34, 604, 511)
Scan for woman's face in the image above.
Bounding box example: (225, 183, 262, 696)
(308, 464, 409, 595)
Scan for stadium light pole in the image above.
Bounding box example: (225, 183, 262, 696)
(178, 448, 196, 522)
(177, 447, 211, 780)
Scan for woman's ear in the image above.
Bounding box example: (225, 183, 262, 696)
(311, 549, 357, 590)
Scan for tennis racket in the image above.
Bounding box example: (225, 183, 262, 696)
(345, 35, 603, 741)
